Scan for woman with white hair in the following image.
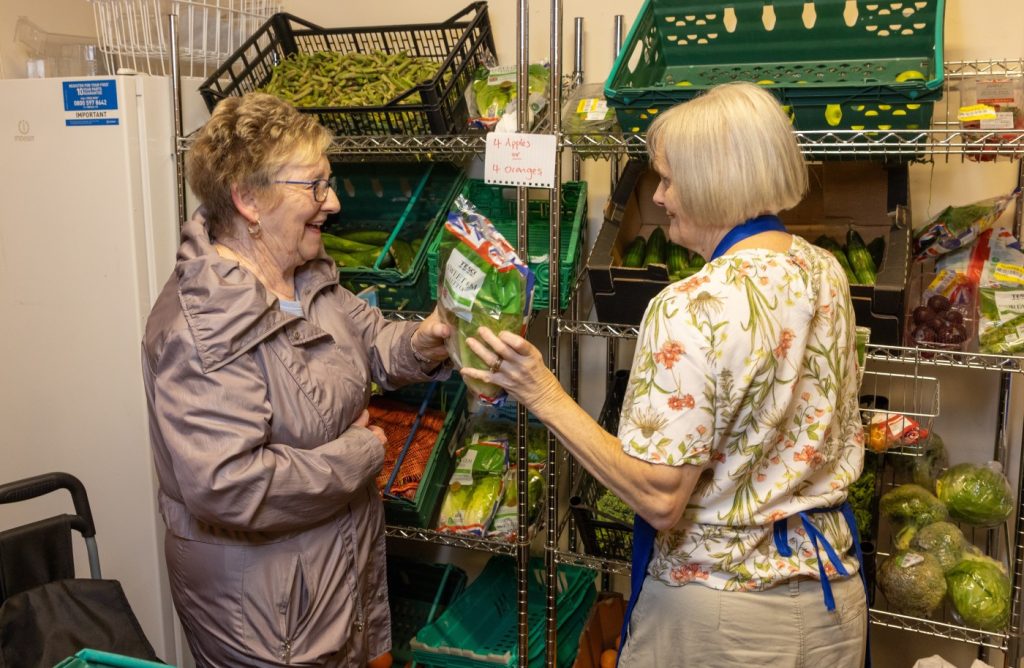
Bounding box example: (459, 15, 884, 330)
(463, 82, 868, 666)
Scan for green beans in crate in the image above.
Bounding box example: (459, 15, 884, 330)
(199, 4, 495, 135)
(327, 161, 465, 311)
(605, 0, 945, 134)
(428, 181, 588, 311)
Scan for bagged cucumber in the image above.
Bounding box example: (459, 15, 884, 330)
(437, 196, 536, 409)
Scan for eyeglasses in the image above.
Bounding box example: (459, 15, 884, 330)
(273, 176, 336, 203)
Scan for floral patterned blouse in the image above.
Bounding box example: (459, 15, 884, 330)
(619, 235, 865, 591)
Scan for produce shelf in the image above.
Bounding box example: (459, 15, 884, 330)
(866, 344, 1024, 373)
(386, 524, 519, 554)
(553, 549, 630, 577)
(557, 318, 1024, 373)
(177, 59, 1024, 160)
(869, 608, 1010, 650)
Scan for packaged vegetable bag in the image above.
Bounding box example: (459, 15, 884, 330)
(913, 190, 1018, 261)
(437, 196, 535, 409)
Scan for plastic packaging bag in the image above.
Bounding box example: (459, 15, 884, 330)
(437, 439, 507, 536)
(468, 63, 549, 131)
(935, 461, 1013, 527)
(487, 464, 545, 541)
(437, 196, 535, 409)
(913, 190, 1017, 261)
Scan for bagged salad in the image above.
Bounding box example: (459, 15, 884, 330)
(437, 437, 507, 536)
(913, 190, 1017, 261)
(937, 226, 1024, 353)
(437, 196, 535, 409)
(468, 63, 549, 131)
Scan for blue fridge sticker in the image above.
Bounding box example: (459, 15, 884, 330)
(62, 79, 120, 127)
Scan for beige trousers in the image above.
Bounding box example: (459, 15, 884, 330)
(618, 575, 867, 667)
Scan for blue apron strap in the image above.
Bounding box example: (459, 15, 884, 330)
(617, 514, 657, 664)
(775, 502, 871, 668)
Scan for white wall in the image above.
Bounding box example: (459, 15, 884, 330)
(1, 2, 1021, 667)
(0, 0, 97, 78)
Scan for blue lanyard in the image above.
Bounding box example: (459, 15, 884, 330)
(709, 214, 787, 261)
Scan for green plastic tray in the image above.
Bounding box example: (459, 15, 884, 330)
(326, 159, 465, 281)
(388, 558, 468, 666)
(606, 0, 944, 133)
(410, 556, 596, 667)
(381, 378, 467, 529)
(427, 180, 588, 311)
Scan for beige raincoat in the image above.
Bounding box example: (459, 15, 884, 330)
(142, 213, 444, 666)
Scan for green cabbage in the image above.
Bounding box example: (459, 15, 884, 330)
(946, 555, 1011, 631)
(910, 521, 967, 573)
(879, 483, 948, 529)
(936, 462, 1013, 527)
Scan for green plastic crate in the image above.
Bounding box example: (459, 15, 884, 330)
(410, 556, 596, 667)
(381, 378, 467, 529)
(388, 558, 468, 666)
(427, 181, 588, 311)
(328, 161, 465, 310)
(606, 0, 945, 133)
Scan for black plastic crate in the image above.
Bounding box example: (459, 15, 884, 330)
(569, 370, 633, 563)
(199, 4, 494, 135)
(588, 160, 911, 344)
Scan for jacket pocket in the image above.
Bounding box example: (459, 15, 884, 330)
(241, 549, 310, 663)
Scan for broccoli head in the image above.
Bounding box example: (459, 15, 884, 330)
(910, 521, 967, 573)
(878, 549, 947, 618)
(879, 483, 948, 528)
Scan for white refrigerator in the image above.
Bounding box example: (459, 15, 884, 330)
(0, 74, 206, 664)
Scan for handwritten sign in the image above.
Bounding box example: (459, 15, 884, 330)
(484, 132, 556, 189)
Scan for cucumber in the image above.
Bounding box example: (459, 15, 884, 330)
(846, 229, 877, 285)
(322, 232, 380, 254)
(666, 242, 689, 276)
(814, 234, 858, 285)
(622, 235, 647, 268)
(688, 251, 706, 270)
(644, 227, 668, 267)
(389, 239, 415, 273)
(338, 230, 392, 245)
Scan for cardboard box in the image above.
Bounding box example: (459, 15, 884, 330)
(572, 592, 626, 668)
(587, 161, 911, 344)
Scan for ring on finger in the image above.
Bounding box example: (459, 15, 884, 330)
(489, 357, 503, 373)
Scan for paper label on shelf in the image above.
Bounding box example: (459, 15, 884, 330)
(62, 79, 119, 127)
(484, 132, 556, 189)
(975, 78, 1018, 105)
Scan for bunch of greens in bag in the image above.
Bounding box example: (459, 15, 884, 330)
(913, 190, 1018, 261)
(437, 439, 507, 536)
(437, 196, 535, 409)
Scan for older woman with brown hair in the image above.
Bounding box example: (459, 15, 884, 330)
(464, 82, 868, 667)
(141, 92, 450, 666)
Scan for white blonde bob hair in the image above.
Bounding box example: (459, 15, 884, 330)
(646, 81, 808, 230)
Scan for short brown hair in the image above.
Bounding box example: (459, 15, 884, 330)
(646, 82, 808, 229)
(186, 92, 332, 238)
